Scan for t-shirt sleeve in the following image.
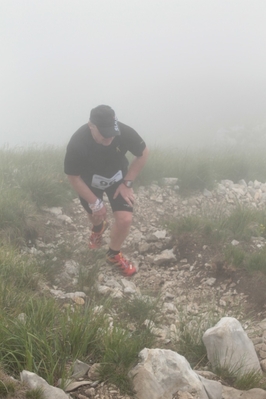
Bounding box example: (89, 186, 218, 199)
(121, 124, 146, 157)
(64, 139, 82, 176)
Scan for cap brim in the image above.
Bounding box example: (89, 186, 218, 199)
(98, 126, 120, 138)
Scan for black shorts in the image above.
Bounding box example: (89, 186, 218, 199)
(79, 179, 133, 214)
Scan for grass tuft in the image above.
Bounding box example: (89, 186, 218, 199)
(99, 325, 154, 394)
(0, 379, 15, 396)
(246, 247, 266, 273)
(25, 387, 44, 399)
(224, 245, 245, 267)
(172, 307, 218, 367)
(121, 295, 159, 325)
(213, 357, 263, 390)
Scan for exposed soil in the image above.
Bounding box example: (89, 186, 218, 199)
(174, 231, 266, 317)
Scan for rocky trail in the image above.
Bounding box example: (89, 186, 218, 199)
(46, 179, 266, 319)
(21, 178, 266, 398)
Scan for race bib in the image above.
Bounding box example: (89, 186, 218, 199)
(91, 170, 123, 190)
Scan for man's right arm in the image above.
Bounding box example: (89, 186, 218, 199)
(67, 175, 98, 204)
(67, 175, 107, 219)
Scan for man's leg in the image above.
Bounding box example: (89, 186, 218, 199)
(87, 213, 109, 249)
(79, 192, 108, 249)
(106, 210, 136, 276)
(109, 211, 132, 251)
(88, 213, 105, 228)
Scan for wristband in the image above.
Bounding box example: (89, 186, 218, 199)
(89, 198, 104, 213)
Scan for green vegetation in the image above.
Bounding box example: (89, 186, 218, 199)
(0, 246, 154, 395)
(25, 388, 44, 399)
(0, 146, 73, 244)
(168, 205, 266, 274)
(138, 145, 266, 190)
(120, 295, 159, 325)
(169, 205, 266, 243)
(0, 379, 16, 397)
(213, 356, 264, 391)
(171, 302, 224, 368)
(1, 144, 266, 396)
(99, 326, 155, 393)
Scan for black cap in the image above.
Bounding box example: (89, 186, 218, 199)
(90, 105, 120, 138)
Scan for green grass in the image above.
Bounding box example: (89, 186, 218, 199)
(137, 147, 215, 191)
(99, 325, 155, 393)
(0, 188, 38, 244)
(213, 356, 264, 391)
(0, 145, 74, 244)
(224, 240, 266, 274)
(25, 388, 44, 399)
(137, 145, 266, 191)
(246, 247, 266, 273)
(0, 146, 73, 207)
(224, 246, 245, 267)
(0, 298, 109, 384)
(0, 247, 41, 315)
(0, 244, 157, 394)
(0, 379, 15, 397)
(120, 295, 159, 325)
(171, 302, 222, 367)
(169, 206, 266, 242)
(167, 205, 266, 275)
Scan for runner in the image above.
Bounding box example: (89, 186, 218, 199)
(64, 105, 148, 276)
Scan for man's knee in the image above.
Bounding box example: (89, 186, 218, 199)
(114, 211, 133, 229)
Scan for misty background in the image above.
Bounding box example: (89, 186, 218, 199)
(1, 0, 266, 149)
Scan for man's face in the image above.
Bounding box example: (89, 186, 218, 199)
(88, 123, 115, 146)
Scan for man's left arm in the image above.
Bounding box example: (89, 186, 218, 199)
(113, 147, 149, 206)
(123, 146, 149, 181)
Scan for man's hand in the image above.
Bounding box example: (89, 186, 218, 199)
(90, 202, 107, 225)
(114, 183, 135, 207)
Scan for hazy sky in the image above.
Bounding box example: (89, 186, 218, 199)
(1, 0, 266, 148)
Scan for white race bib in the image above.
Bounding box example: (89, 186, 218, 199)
(91, 170, 123, 190)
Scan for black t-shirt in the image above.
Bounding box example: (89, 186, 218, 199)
(64, 122, 146, 186)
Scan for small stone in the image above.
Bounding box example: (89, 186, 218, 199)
(72, 297, 85, 305)
(205, 277, 216, 286)
(88, 364, 101, 380)
(84, 387, 96, 396)
(260, 359, 266, 372)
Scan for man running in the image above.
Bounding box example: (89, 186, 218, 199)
(64, 105, 148, 276)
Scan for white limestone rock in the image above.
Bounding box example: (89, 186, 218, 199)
(42, 207, 63, 215)
(153, 249, 176, 265)
(21, 370, 70, 399)
(57, 214, 73, 224)
(161, 177, 179, 186)
(203, 317, 262, 377)
(64, 260, 80, 276)
(129, 348, 222, 399)
(121, 278, 137, 294)
(71, 359, 90, 379)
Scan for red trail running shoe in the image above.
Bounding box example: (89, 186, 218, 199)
(106, 252, 137, 276)
(88, 220, 109, 249)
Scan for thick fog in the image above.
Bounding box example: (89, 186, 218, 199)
(1, 0, 266, 149)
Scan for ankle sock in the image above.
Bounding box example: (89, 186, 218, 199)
(92, 221, 103, 233)
(107, 248, 120, 258)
